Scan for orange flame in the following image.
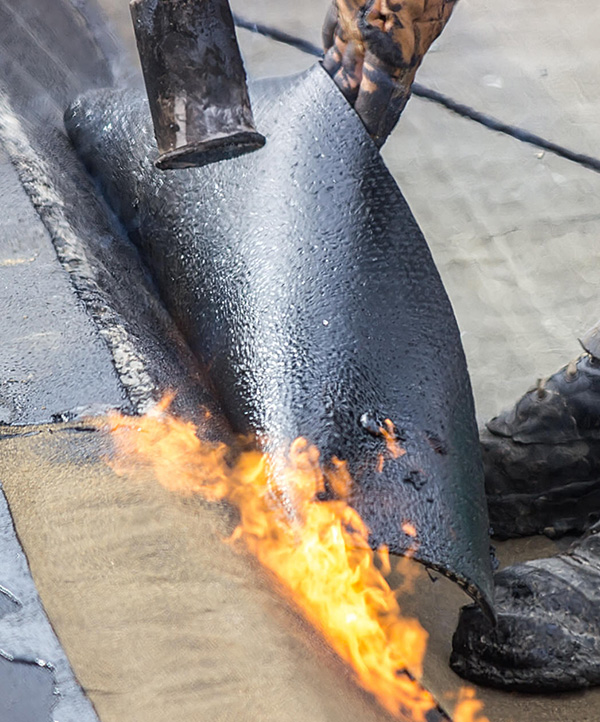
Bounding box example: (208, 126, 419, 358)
(402, 521, 417, 538)
(106, 399, 489, 722)
(381, 418, 406, 460)
(453, 688, 490, 722)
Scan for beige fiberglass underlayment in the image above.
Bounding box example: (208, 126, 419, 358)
(4, 423, 600, 722)
(0, 424, 399, 722)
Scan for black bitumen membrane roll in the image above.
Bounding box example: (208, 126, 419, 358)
(0, 0, 493, 611)
(65, 64, 493, 613)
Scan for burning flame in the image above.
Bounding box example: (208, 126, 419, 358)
(453, 688, 491, 722)
(381, 418, 406, 460)
(106, 398, 489, 722)
(402, 521, 417, 538)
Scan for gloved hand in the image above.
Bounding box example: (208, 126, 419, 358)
(322, 0, 458, 145)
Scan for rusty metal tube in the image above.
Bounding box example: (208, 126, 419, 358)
(130, 0, 265, 170)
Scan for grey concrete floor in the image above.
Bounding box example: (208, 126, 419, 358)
(0, 148, 124, 424)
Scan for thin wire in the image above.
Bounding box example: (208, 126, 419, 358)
(233, 13, 600, 175)
(233, 14, 323, 57)
(412, 85, 600, 173)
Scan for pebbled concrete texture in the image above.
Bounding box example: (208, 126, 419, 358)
(0, 148, 125, 425)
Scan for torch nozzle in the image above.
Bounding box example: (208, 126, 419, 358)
(130, 0, 265, 170)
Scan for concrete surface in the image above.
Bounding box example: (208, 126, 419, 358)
(0, 656, 54, 722)
(388, 0, 600, 425)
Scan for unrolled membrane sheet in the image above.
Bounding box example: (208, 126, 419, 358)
(66, 64, 493, 611)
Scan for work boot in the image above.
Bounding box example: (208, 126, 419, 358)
(483, 347, 600, 539)
(450, 522, 600, 692)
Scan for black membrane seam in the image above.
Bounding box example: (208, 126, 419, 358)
(233, 13, 600, 175)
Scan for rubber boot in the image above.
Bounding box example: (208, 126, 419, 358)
(451, 521, 600, 692)
(484, 323, 600, 539)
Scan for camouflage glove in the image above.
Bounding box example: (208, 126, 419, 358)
(322, 0, 458, 145)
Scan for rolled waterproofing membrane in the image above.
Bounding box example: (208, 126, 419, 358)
(0, 0, 493, 609)
(65, 64, 493, 612)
